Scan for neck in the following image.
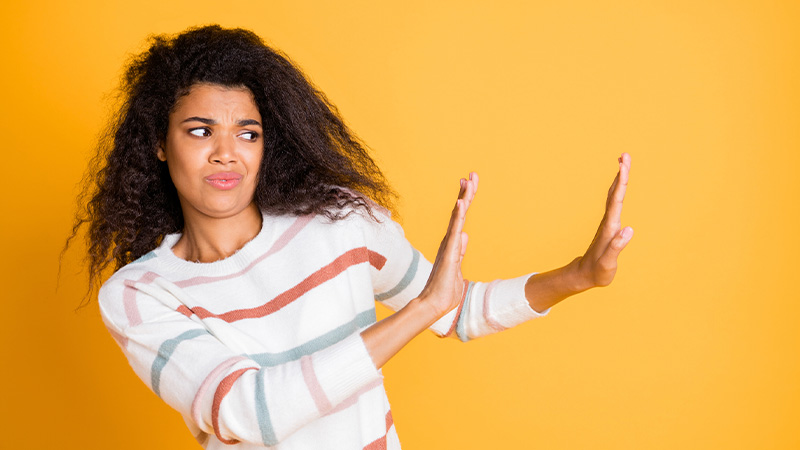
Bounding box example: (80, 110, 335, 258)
(173, 203, 263, 263)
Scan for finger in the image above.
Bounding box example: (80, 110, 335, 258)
(606, 171, 620, 209)
(619, 152, 630, 187)
(437, 175, 477, 264)
(458, 172, 479, 208)
(458, 232, 469, 264)
(455, 174, 477, 235)
(605, 155, 629, 224)
(458, 178, 467, 199)
(466, 172, 478, 205)
(441, 199, 467, 265)
(596, 226, 634, 282)
(435, 180, 466, 258)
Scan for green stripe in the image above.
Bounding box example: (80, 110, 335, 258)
(249, 308, 377, 445)
(375, 249, 420, 302)
(151, 329, 207, 397)
(132, 251, 157, 264)
(255, 371, 278, 445)
(455, 282, 476, 342)
(248, 309, 376, 367)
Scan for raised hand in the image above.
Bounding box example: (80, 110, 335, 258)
(418, 172, 479, 318)
(576, 153, 634, 289)
(360, 173, 479, 368)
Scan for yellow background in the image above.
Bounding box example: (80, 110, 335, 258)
(1, 1, 798, 448)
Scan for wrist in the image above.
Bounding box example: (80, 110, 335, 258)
(524, 257, 593, 312)
(566, 256, 595, 293)
(403, 297, 443, 332)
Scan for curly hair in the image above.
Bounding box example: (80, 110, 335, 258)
(66, 24, 396, 303)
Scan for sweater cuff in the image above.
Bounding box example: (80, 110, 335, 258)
(311, 332, 382, 407)
(489, 273, 550, 328)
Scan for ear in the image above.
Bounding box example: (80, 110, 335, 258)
(156, 143, 167, 162)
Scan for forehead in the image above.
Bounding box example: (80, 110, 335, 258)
(171, 83, 260, 118)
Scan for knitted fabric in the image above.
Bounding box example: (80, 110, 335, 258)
(99, 208, 550, 449)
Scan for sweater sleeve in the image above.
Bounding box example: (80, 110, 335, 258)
(98, 274, 381, 446)
(364, 210, 551, 341)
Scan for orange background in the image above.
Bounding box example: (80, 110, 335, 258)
(2, 1, 799, 449)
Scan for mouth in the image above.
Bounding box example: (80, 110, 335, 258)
(205, 172, 243, 190)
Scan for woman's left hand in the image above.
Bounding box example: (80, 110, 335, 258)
(574, 152, 634, 289)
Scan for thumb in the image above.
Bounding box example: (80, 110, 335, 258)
(459, 232, 469, 263)
(597, 227, 633, 269)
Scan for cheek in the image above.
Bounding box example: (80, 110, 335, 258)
(166, 153, 203, 192)
(245, 150, 264, 177)
(167, 155, 190, 179)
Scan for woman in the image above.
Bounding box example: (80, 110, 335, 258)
(70, 25, 633, 449)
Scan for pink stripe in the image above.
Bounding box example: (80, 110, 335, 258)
(212, 366, 259, 444)
(119, 216, 314, 327)
(362, 410, 394, 450)
(482, 280, 507, 332)
(191, 356, 250, 430)
(123, 271, 159, 327)
(300, 355, 333, 413)
(327, 378, 384, 416)
(177, 305, 193, 318)
(364, 435, 386, 450)
(177, 248, 386, 323)
(175, 215, 314, 288)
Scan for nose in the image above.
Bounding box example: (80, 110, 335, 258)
(209, 134, 236, 165)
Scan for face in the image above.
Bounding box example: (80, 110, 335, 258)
(158, 83, 264, 223)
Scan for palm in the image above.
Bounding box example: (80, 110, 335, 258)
(419, 173, 478, 318)
(578, 153, 633, 288)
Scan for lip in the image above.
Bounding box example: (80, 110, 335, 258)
(205, 172, 243, 190)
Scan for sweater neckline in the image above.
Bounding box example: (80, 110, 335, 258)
(154, 211, 281, 276)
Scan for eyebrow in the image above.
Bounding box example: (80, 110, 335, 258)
(181, 116, 262, 127)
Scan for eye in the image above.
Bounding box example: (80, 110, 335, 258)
(189, 127, 211, 137)
(240, 131, 260, 141)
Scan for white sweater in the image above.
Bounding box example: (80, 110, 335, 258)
(99, 208, 550, 449)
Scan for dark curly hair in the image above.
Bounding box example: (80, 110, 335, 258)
(66, 24, 396, 304)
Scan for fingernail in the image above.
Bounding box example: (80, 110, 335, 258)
(460, 179, 465, 188)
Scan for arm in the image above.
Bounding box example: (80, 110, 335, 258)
(363, 153, 633, 355)
(524, 152, 634, 312)
(362, 176, 473, 367)
(360, 172, 549, 367)
(99, 276, 381, 446)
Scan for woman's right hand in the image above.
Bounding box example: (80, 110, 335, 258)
(360, 173, 478, 368)
(417, 172, 479, 319)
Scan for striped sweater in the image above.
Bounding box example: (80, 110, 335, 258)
(99, 208, 550, 449)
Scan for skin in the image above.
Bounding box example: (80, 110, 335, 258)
(363, 156, 633, 367)
(158, 82, 633, 369)
(156, 83, 265, 263)
(524, 152, 633, 313)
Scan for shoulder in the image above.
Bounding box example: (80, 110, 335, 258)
(97, 249, 165, 318)
(324, 202, 405, 242)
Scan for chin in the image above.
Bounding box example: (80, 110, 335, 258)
(197, 203, 253, 219)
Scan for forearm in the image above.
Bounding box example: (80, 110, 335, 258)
(525, 257, 592, 313)
(361, 297, 441, 368)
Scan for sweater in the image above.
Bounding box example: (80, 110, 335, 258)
(98, 208, 551, 449)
